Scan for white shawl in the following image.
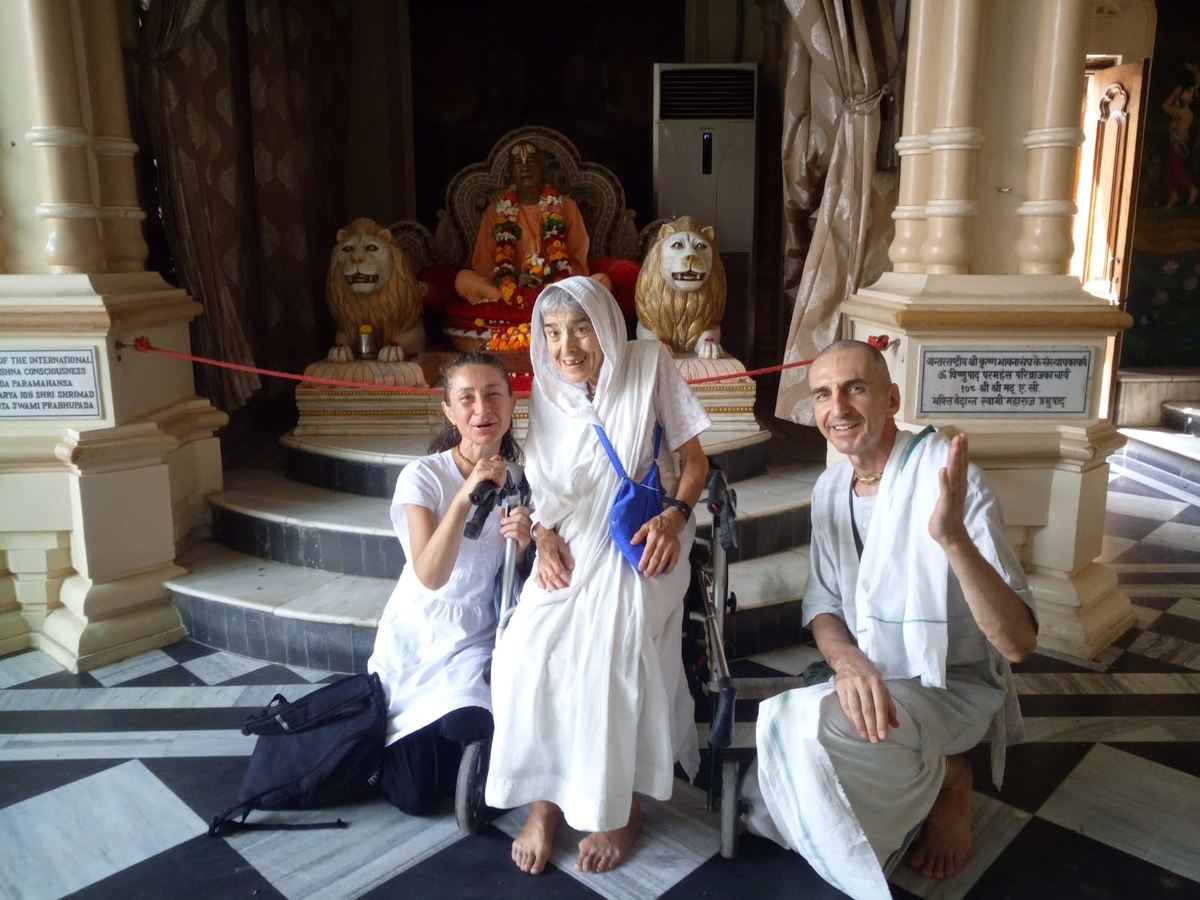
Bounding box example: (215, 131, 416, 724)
(854, 427, 950, 689)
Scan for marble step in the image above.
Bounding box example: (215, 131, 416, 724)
(209, 465, 818, 579)
(281, 430, 772, 499)
(166, 542, 811, 672)
(1162, 401, 1200, 437)
(1113, 427, 1200, 505)
(164, 542, 388, 674)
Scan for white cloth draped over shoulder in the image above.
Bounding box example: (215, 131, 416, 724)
(750, 429, 1036, 900)
(368, 452, 511, 746)
(854, 426, 949, 688)
(485, 276, 708, 832)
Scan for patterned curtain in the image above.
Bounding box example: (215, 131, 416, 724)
(774, 0, 902, 425)
(138, 0, 351, 412)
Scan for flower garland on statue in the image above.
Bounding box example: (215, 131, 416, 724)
(492, 185, 573, 307)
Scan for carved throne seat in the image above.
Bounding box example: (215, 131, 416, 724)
(390, 126, 643, 350)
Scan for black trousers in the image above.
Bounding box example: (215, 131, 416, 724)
(379, 706, 493, 816)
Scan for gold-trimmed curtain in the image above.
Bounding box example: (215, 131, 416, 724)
(775, 0, 902, 424)
(137, 0, 351, 411)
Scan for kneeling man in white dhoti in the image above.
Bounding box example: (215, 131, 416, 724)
(746, 340, 1038, 900)
(485, 276, 710, 875)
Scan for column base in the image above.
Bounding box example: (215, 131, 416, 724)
(0, 609, 31, 657)
(38, 595, 187, 672)
(1028, 564, 1135, 659)
(38, 565, 187, 673)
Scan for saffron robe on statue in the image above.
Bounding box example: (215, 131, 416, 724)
(485, 276, 708, 832)
(470, 193, 590, 280)
(746, 430, 1036, 900)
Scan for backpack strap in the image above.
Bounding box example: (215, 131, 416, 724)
(241, 675, 380, 737)
(208, 801, 349, 837)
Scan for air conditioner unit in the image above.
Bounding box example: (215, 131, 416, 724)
(653, 63, 758, 363)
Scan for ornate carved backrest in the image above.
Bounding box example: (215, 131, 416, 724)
(391, 126, 641, 271)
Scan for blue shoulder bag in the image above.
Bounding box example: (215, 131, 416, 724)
(593, 422, 664, 572)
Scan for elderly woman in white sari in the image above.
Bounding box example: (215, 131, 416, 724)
(485, 276, 711, 875)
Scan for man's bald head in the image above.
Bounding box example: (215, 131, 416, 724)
(811, 340, 892, 389)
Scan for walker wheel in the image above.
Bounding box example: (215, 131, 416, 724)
(455, 739, 494, 833)
(720, 756, 740, 859)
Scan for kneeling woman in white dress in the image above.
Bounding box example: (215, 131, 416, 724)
(485, 276, 711, 874)
(368, 352, 532, 815)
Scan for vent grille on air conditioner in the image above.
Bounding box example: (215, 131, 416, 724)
(658, 68, 756, 120)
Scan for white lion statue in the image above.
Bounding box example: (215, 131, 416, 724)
(634, 216, 726, 359)
(326, 217, 424, 363)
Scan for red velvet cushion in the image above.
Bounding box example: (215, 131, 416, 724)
(417, 264, 458, 314)
(589, 257, 640, 317)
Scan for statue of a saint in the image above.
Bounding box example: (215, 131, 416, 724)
(454, 141, 609, 309)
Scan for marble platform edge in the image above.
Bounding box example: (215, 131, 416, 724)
(1114, 432, 1200, 503)
(169, 590, 805, 670)
(210, 482, 811, 573)
(210, 506, 406, 580)
(214, 463, 813, 572)
(282, 430, 772, 498)
(281, 427, 772, 464)
(170, 591, 373, 674)
(724, 599, 806, 659)
(1162, 402, 1200, 437)
(285, 447, 406, 499)
(167, 536, 811, 667)
(170, 586, 804, 671)
(1110, 457, 1200, 508)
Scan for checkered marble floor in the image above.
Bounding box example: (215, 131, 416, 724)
(2, 473, 1199, 899)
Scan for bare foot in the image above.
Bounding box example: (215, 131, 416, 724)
(512, 801, 561, 875)
(577, 799, 643, 873)
(907, 755, 972, 879)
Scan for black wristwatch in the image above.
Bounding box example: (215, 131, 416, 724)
(662, 497, 693, 520)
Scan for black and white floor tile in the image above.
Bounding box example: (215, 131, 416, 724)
(2, 472, 1199, 898)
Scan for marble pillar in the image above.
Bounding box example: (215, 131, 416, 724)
(921, 0, 984, 274)
(889, 0, 939, 273)
(22, 0, 104, 273)
(78, 0, 149, 272)
(844, 0, 1135, 659)
(0, 0, 226, 671)
(1016, 0, 1089, 274)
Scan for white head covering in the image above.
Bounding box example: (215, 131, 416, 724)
(528, 275, 627, 423)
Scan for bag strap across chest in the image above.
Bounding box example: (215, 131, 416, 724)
(593, 422, 662, 481)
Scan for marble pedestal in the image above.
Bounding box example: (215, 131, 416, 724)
(292, 351, 768, 447)
(293, 358, 437, 437)
(0, 272, 225, 671)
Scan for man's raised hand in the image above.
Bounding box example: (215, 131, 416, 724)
(929, 433, 972, 550)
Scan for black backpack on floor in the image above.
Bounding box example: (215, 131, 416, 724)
(209, 672, 387, 836)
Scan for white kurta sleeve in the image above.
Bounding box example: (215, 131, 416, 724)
(964, 465, 1038, 622)
(801, 498, 848, 628)
(652, 345, 711, 451)
(389, 457, 446, 552)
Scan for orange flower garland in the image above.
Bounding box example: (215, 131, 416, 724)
(487, 323, 531, 352)
(491, 185, 573, 308)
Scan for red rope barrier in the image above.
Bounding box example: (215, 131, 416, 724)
(129, 334, 891, 392)
(132, 337, 442, 395)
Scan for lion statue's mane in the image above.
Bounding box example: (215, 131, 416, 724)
(326, 217, 421, 354)
(634, 216, 726, 354)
